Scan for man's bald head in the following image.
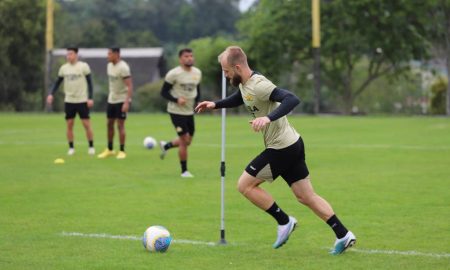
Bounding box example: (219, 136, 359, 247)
(218, 46, 248, 67)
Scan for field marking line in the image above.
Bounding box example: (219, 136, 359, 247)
(328, 247, 450, 259)
(62, 232, 450, 258)
(61, 231, 216, 246)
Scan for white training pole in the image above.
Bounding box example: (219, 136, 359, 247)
(219, 72, 227, 244)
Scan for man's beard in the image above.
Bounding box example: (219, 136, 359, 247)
(184, 62, 194, 67)
(230, 74, 242, 87)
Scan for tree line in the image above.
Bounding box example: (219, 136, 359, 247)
(0, 0, 449, 114)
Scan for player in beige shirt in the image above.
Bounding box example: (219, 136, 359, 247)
(97, 48, 133, 160)
(46, 47, 95, 156)
(159, 48, 202, 178)
(195, 46, 355, 254)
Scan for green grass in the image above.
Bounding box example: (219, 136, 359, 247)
(0, 113, 449, 269)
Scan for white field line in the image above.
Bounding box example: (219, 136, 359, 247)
(62, 232, 450, 259)
(61, 231, 216, 246)
(348, 247, 450, 259)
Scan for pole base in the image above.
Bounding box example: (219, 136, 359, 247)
(218, 238, 227, 245)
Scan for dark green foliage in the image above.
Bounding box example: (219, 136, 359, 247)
(135, 79, 166, 112)
(0, 0, 45, 111)
(430, 77, 448, 115)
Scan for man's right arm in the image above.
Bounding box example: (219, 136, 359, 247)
(49, 76, 64, 95)
(214, 90, 244, 109)
(160, 81, 178, 102)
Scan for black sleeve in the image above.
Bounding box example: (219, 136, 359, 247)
(160, 81, 178, 102)
(85, 74, 93, 99)
(195, 85, 201, 103)
(214, 90, 244, 109)
(50, 76, 64, 95)
(267, 88, 300, 121)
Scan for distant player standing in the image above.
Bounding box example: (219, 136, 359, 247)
(46, 47, 95, 156)
(159, 48, 202, 178)
(195, 46, 356, 254)
(97, 47, 133, 159)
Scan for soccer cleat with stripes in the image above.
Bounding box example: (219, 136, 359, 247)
(273, 216, 297, 249)
(330, 231, 356, 255)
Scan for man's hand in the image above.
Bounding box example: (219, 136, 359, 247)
(249, 116, 271, 132)
(195, 101, 216, 113)
(87, 99, 94, 108)
(177, 96, 187, 106)
(122, 101, 130, 113)
(46, 95, 54, 105)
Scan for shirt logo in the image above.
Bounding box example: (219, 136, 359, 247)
(243, 94, 254, 101)
(249, 165, 256, 171)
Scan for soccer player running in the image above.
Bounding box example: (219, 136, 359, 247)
(46, 47, 95, 156)
(97, 47, 133, 159)
(195, 46, 356, 254)
(159, 48, 202, 178)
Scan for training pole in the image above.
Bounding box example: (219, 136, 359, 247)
(219, 72, 227, 245)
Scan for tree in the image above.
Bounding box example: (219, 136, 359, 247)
(239, 0, 430, 113)
(426, 0, 450, 115)
(0, 0, 45, 111)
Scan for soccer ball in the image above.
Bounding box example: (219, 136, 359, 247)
(142, 225, 172, 252)
(143, 136, 157, 149)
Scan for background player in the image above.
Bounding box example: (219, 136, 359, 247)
(159, 48, 202, 178)
(97, 47, 133, 159)
(46, 47, 95, 156)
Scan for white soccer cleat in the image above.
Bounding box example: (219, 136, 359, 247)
(330, 231, 356, 255)
(159, 140, 167, 160)
(181, 171, 194, 178)
(88, 147, 95, 155)
(273, 216, 297, 249)
(67, 148, 75, 156)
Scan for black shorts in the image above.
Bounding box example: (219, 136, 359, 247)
(245, 138, 309, 186)
(107, 103, 127, 120)
(170, 114, 195, 136)
(65, 102, 90, 119)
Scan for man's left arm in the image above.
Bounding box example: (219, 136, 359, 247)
(85, 74, 94, 108)
(251, 88, 300, 132)
(195, 84, 201, 103)
(267, 88, 300, 121)
(122, 76, 133, 112)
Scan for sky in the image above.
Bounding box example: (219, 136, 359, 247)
(239, 0, 257, 12)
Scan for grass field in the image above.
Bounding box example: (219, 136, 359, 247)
(0, 113, 449, 269)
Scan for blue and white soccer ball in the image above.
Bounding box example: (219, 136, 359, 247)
(143, 136, 157, 149)
(142, 225, 172, 252)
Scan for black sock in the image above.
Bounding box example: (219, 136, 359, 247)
(89, 140, 94, 147)
(69, 141, 74, 148)
(266, 202, 290, 225)
(326, 215, 348, 239)
(108, 142, 113, 151)
(120, 144, 125, 152)
(164, 142, 173, 150)
(180, 160, 187, 173)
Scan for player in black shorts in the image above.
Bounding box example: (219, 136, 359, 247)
(196, 46, 355, 255)
(46, 47, 95, 156)
(159, 48, 202, 178)
(97, 48, 133, 160)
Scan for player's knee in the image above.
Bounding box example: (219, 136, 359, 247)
(237, 180, 252, 196)
(295, 192, 315, 206)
